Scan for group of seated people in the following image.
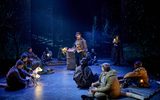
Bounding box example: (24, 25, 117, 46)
(73, 59, 149, 100)
(5, 46, 149, 99)
(6, 47, 54, 90)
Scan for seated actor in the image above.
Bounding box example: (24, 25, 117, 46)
(24, 47, 43, 68)
(87, 48, 97, 65)
(25, 47, 41, 62)
(20, 53, 32, 73)
(73, 58, 95, 88)
(91, 49, 97, 62)
(122, 61, 149, 88)
(41, 47, 53, 64)
(6, 60, 33, 90)
(82, 63, 120, 100)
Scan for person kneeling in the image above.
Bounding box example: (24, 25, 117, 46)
(73, 58, 95, 89)
(6, 60, 33, 90)
(82, 63, 120, 100)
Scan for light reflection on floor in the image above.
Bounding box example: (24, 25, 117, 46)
(0, 60, 134, 100)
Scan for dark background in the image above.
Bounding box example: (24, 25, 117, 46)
(0, 0, 160, 78)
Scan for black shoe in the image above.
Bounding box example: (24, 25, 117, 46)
(81, 95, 94, 100)
(81, 95, 88, 99)
(121, 83, 128, 88)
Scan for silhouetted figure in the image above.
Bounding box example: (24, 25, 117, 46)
(81, 63, 120, 100)
(20, 53, 32, 73)
(73, 58, 95, 88)
(74, 32, 88, 66)
(113, 35, 121, 65)
(6, 60, 32, 90)
(41, 47, 53, 65)
(90, 48, 97, 65)
(25, 47, 40, 61)
(122, 61, 149, 88)
(24, 47, 42, 69)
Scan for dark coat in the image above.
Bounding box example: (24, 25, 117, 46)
(73, 65, 94, 88)
(6, 66, 30, 89)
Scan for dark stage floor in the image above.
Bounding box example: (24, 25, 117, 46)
(0, 59, 160, 100)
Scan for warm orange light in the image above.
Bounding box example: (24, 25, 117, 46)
(34, 83, 43, 100)
(140, 79, 144, 83)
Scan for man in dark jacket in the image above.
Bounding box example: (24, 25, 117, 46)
(73, 58, 94, 88)
(24, 47, 43, 69)
(25, 47, 39, 60)
(113, 35, 121, 65)
(41, 47, 53, 65)
(20, 53, 32, 73)
(6, 60, 32, 90)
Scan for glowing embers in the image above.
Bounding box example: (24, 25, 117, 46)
(140, 79, 144, 84)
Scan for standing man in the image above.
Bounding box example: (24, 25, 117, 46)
(113, 35, 121, 65)
(74, 32, 88, 66)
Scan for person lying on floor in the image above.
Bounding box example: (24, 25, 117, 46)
(6, 60, 34, 90)
(122, 61, 149, 88)
(73, 57, 97, 89)
(81, 63, 120, 100)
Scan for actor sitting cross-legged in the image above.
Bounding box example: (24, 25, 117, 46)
(41, 47, 53, 65)
(23, 47, 45, 70)
(81, 63, 120, 100)
(122, 61, 150, 88)
(20, 53, 32, 73)
(6, 60, 33, 90)
(25, 47, 40, 61)
(24, 47, 42, 66)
